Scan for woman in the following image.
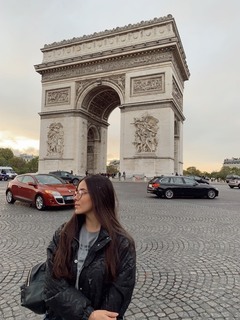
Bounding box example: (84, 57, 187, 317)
(44, 174, 136, 320)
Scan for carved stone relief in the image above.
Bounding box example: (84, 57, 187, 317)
(45, 87, 70, 106)
(46, 122, 64, 157)
(132, 113, 159, 153)
(131, 74, 164, 96)
(76, 74, 125, 99)
(172, 77, 183, 109)
(42, 50, 173, 82)
(42, 17, 174, 63)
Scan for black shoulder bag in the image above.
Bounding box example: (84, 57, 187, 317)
(20, 262, 47, 314)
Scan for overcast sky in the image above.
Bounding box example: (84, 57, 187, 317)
(1, 0, 239, 172)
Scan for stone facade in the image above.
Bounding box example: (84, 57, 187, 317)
(35, 14, 190, 177)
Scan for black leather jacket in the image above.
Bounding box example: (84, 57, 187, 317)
(44, 223, 136, 320)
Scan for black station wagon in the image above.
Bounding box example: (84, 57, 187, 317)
(147, 176, 219, 199)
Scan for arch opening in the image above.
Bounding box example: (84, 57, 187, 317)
(84, 85, 121, 174)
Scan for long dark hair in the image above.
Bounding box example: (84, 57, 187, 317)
(52, 174, 134, 281)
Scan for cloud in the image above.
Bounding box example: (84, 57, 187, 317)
(1, 0, 240, 172)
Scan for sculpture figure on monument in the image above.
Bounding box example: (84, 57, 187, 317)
(47, 122, 64, 157)
(132, 114, 159, 153)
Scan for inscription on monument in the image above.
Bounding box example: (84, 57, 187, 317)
(131, 74, 164, 96)
(45, 88, 70, 106)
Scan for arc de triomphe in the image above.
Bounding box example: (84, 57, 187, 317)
(35, 14, 190, 177)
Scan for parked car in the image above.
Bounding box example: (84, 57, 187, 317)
(0, 166, 17, 180)
(147, 175, 219, 199)
(228, 177, 240, 189)
(49, 171, 83, 186)
(0, 172, 8, 181)
(6, 173, 76, 210)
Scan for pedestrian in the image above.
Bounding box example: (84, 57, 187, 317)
(122, 171, 126, 180)
(118, 171, 121, 181)
(43, 174, 136, 320)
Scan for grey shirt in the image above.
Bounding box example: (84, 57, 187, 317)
(75, 224, 99, 289)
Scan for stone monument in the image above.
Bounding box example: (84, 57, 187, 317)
(35, 14, 190, 177)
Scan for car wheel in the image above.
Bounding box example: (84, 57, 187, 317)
(6, 190, 15, 204)
(4, 176, 8, 181)
(72, 178, 79, 186)
(229, 186, 234, 189)
(207, 189, 216, 199)
(35, 195, 45, 211)
(165, 189, 174, 199)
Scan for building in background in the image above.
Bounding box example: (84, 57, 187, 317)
(19, 154, 35, 162)
(223, 158, 240, 168)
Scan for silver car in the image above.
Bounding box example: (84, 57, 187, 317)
(228, 178, 240, 189)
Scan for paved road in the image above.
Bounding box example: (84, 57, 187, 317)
(0, 180, 240, 320)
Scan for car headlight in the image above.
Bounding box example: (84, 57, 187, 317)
(45, 190, 62, 197)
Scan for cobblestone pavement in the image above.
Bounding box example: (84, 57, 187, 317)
(0, 180, 240, 320)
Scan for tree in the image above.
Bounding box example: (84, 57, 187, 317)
(9, 157, 27, 174)
(106, 165, 118, 176)
(183, 166, 202, 176)
(0, 148, 14, 164)
(26, 157, 39, 173)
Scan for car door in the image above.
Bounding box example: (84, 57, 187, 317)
(17, 175, 37, 202)
(183, 177, 203, 197)
(170, 177, 186, 196)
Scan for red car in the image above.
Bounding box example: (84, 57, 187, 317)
(6, 173, 76, 210)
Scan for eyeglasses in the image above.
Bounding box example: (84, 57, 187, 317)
(75, 189, 89, 198)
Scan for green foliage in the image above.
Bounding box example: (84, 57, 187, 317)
(106, 165, 118, 175)
(0, 148, 38, 174)
(26, 157, 39, 173)
(9, 157, 27, 174)
(0, 148, 14, 165)
(183, 165, 240, 181)
(183, 166, 202, 176)
(216, 166, 240, 180)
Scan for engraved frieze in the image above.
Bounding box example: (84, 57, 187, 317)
(42, 23, 174, 63)
(45, 88, 70, 106)
(46, 122, 64, 157)
(131, 74, 164, 96)
(76, 74, 125, 100)
(42, 50, 173, 82)
(172, 77, 183, 109)
(132, 113, 159, 153)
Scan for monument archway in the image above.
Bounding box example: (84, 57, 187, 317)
(35, 14, 190, 177)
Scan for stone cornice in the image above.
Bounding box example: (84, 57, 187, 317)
(35, 37, 177, 70)
(42, 15, 174, 50)
(38, 109, 109, 126)
(37, 47, 189, 83)
(121, 99, 185, 121)
(35, 15, 189, 79)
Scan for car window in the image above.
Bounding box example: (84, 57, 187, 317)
(62, 172, 69, 177)
(160, 177, 171, 183)
(16, 176, 25, 183)
(171, 177, 184, 184)
(183, 178, 196, 185)
(36, 175, 63, 185)
(21, 175, 35, 184)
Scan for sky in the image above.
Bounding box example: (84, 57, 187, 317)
(1, 0, 239, 172)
